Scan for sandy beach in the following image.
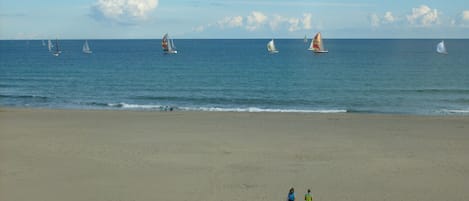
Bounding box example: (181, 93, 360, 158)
(1, 108, 469, 201)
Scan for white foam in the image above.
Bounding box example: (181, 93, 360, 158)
(112, 103, 163, 109)
(104, 102, 347, 113)
(441, 109, 469, 114)
(107, 103, 121, 107)
(181, 106, 347, 113)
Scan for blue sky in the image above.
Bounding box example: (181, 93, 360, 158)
(1, 0, 468, 39)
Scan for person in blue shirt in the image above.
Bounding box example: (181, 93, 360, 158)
(287, 187, 295, 201)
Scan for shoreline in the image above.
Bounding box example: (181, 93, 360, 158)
(2, 106, 469, 117)
(1, 107, 469, 201)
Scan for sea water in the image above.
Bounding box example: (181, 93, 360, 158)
(1, 39, 469, 115)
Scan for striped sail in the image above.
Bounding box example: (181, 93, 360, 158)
(309, 32, 328, 53)
(162, 33, 177, 54)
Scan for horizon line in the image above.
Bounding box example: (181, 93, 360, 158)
(2, 37, 468, 41)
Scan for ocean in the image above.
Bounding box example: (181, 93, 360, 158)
(1, 39, 469, 115)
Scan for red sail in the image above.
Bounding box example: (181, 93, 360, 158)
(162, 34, 169, 51)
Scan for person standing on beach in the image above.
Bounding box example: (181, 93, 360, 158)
(304, 189, 313, 201)
(287, 187, 295, 201)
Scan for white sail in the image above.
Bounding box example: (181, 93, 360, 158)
(436, 40, 447, 54)
(82, 40, 92, 54)
(304, 35, 308, 43)
(267, 39, 279, 53)
(170, 39, 176, 50)
(52, 39, 61, 56)
(48, 40, 53, 52)
(308, 37, 314, 50)
(42, 40, 46, 46)
(168, 39, 173, 51)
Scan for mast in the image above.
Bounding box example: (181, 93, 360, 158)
(55, 39, 60, 53)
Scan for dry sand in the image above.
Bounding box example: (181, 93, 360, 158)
(1, 108, 469, 201)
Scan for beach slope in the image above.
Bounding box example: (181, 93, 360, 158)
(1, 108, 469, 201)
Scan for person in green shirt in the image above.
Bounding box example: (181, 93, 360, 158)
(304, 189, 313, 201)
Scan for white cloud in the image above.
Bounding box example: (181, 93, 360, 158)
(462, 10, 469, 21)
(448, 10, 469, 27)
(383, 12, 395, 23)
(301, 13, 313, 30)
(217, 16, 243, 28)
(268, 13, 313, 32)
(370, 13, 380, 27)
(454, 10, 469, 27)
(195, 12, 315, 33)
(406, 5, 439, 27)
(246, 11, 268, 31)
(269, 15, 287, 30)
(92, 0, 158, 24)
(268, 15, 300, 32)
(287, 18, 300, 32)
(370, 11, 395, 27)
(14, 32, 41, 40)
(371, 6, 443, 28)
(193, 25, 206, 32)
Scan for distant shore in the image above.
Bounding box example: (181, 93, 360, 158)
(1, 108, 469, 201)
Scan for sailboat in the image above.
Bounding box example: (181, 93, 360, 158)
(52, 39, 61, 56)
(308, 32, 328, 53)
(42, 40, 46, 46)
(162, 33, 177, 54)
(267, 39, 279, 54)
(304, 35, 308, 43)
(47, 40, 53, 52)
(436, 40, 447, 54)
(82, 40, 92, 54)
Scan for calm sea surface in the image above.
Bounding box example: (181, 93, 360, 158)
(1, 39, 469, 115)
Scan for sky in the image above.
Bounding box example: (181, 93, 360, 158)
(1, 0, 469, 39)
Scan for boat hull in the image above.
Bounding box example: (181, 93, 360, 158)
(164, 50, 178, 54)
(313, 50, 329, 53)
